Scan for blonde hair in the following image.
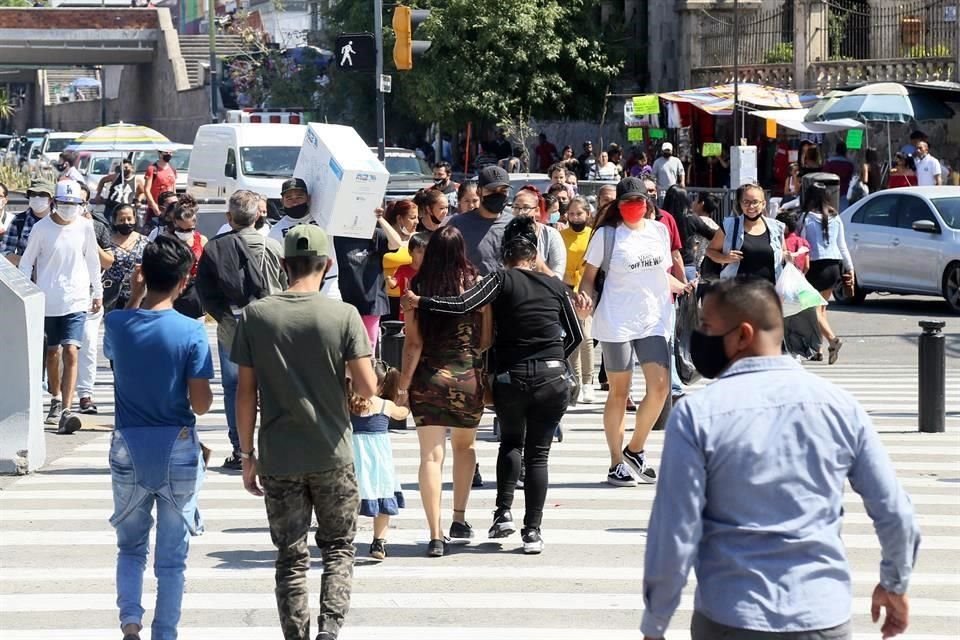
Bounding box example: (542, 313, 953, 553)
(347, 361, 400, 415)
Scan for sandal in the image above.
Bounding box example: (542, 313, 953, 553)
(370, 538, 387, 561)
(828, 338, 843, 365)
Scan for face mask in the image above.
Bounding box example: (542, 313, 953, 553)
(161, 153, 173, 162)
(284, 202, 310, 219)
(620, 200, 647, 224)
(57, 203, 82, 221)
(569, 221, 587, 232)
(123, 169, 133, 179)
(113, 223, 135, 235)
(548, 211, 561, 225)
(429, 211, 444, 226)
(481, 192, 508, 214)
(175, 229, 194, 242)
(29, 197, 50, 213)
(558, 201, 569, 215)
(743, 212, 764, 221)
(55, 162, 67, 172)
(254, 215, 266, 229)
(433, 178, 447, 187)
(690, 327, 739, 379)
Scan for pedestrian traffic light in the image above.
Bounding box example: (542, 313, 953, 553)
(392, 5, 431, 71)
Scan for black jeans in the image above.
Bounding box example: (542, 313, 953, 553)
(492, 360, 570, 529)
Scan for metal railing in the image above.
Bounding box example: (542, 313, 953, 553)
(701, 4, 795, 68)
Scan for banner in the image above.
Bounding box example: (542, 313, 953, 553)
(632, 94, 660, 116)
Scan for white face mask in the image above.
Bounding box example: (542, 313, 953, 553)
(56, 203, 82, 221)
(29, 197, 50, 213)
(175, 230, 194, 242)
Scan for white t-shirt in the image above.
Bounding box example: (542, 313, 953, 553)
(217, 222, 271, 237)
(584, 222, 673, 342)
(268, 215, 340, 300)
(914, 154, 942, 186)
(18, 215, 103, 316)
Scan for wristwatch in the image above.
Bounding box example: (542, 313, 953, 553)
(240, 449, 256, 460)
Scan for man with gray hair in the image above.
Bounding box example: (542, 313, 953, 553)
(197, 189, 287, 468)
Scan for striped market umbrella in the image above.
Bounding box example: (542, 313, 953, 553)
(65, 122, 173, 153)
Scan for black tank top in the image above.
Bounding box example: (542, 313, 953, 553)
(107, 174, 136, 206)
(739, 224, 775, 284)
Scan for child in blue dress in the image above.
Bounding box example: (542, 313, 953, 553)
(349, 361, 409, 560)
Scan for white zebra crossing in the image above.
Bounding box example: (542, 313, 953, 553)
(0, 348, 957, 638)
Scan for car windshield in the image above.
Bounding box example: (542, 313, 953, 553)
(46, 137, 75, 153)
(384, 155, 430, 176)
(240, 146, 301, 177)
(92, 157, 117, 175)
(170, 150, 191, 172)
(932, 197, 960, 230)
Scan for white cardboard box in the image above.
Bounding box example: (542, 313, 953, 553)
(294, 123, 389, 239)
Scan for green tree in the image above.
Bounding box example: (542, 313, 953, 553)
(0, 0, 34, 6)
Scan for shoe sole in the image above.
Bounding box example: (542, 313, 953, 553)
(828, 341, 843, 365)
(448, 532, 475, 543)
(488, 522, 517, 539)
(78, 407, 98, 415)
(57, 415, 82, 435)
(606, 477, 637, 487)
(369, 552, 386, 561)
(523, 541, 544, 554)
(636, 471, 658, 485)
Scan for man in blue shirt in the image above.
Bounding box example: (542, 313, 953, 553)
(642, 278, 920, 640)
(104, 235, 214, 640)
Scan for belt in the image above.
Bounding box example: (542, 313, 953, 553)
(512, 359, 566, 375)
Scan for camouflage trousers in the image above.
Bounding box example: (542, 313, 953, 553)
(262, 464, 360, 640)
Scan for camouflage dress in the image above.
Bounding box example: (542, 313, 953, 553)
(409, 312, 485, 428)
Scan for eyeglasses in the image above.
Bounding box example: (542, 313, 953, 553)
(512, 205, 539, 214)
(742, 199, 765, 208)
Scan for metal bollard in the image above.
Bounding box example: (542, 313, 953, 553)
(918, 320, 946, 433)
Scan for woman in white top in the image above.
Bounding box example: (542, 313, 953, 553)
(592, 151, 620, 181)
(577, 177, 691, 487)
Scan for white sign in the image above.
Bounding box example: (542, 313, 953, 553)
(294, 123, 390, 239)
(730, 145, 758, 187)
(380, 74, 392, 94)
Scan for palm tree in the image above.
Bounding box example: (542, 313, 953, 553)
(0, 88, 15, 121)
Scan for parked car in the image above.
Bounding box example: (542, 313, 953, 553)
(835, 186, 960, 313)
(79, 151, 123, 197)
(38, 131, 81, 169)
(370, 147, 434, 200)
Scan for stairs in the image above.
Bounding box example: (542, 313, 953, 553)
(44, 69, 100, 104)
(177, 34, 251, 87)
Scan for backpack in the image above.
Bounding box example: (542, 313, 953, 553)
(593, 225, 616, 303)
(220, 234, 270, 308)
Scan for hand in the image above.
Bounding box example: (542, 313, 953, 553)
(871, 584, 909, 638)
(670, 279, 695, 296)
(374, 207, 385, 219)
(90, 298, 102, 314)
(843, 271, 855, 285)
(129, 265, 146, 302)
(784, 250, 796, 264)
(726, 250, 743, 264)
(396, 389, 409, 407)
(400, 290, 421, 311)
(242, 455, 264, 497)
(574, 291, 594, 312)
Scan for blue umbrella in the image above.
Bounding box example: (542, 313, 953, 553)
(70, 77, 101, 89)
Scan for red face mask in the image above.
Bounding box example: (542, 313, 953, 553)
(620, 200, 647, 224)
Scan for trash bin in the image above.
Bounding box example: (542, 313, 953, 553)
(800, 172, 840, 211)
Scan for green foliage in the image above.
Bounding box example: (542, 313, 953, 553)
(0, 165, 30, 192)
(0, 0, 34, 6)
(0, 88, 16, 121)
(827, 10, 849, 61)
(907, 44, 951, 58)
(763, 42, 794, 64)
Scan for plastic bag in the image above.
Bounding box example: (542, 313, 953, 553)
(673, 291, 701, 385)
(776, 262, 828, 317)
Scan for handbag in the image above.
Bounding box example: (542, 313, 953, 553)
(173, 280, 205, 318)
(673, 291, 701, 385)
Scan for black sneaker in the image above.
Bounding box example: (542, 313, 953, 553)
(472, 463, 483, 488)
(57, 410, 82, 435)
(315, 633, 338, 640)
(426, 538, 445, 557)
(369, 538, 387, 561)
(636, 465, 657, 484)
(45, 398, 62, 425)
(516, 466, 525, 489)
(78, 396, 98, 415)
(488, 509, 517, 539)
(521, 527, 544, 554)
(607, 462, 637, 487)
(449, 520, 475, 541)
(623, 447, 657, 485)
(222, 453, 243, 470)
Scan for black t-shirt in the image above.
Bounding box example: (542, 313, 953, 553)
(334, 229, 394, 316)
(676, 213, 718, 266)
(739, 227, 775, 284)
(578, 153, 597, 179)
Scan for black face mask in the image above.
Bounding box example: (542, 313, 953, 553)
(254, 215, 266, 229)
(481, 192, 508, 214)
(569, 221, 587, 232)
(558, 201, 569, 215)
(112, 223, 135, 235)
(55, 162, 67, 172)
(284, 202, 310, 219)
(690, 327, 738, 379)
(161, 153, 173, 162)
(743, 212, 764, 221)
(433, 178, 447, 188)
(429, 211, 444, 226)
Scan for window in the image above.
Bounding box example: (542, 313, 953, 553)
(852, 195, 898, 227)
(896, 195, 938, 230)
(932, 197, 960, 231)
(239, 146, 299, 177)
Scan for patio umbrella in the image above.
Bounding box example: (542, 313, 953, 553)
(65, 123, 172, 153)
(69, 77, 101, 89)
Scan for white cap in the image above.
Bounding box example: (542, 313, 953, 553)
(54, 180, 84, 204)
(661, 142, 674, 153)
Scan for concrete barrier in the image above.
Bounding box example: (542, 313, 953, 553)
(0, 258, 46, 475)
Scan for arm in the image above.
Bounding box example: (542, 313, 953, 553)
(236, 364, 262, 496)
(125, 265, 146, 309)
(671, 249, 686, 283)
(706, 227, 740, 264)
(417, 271, 505, 315)
(398, 309, 424, 393)
(194, 247, 232, 323)
(678, 164, 686, 188)
(95, 176, 111, 204)
(16, 225, 40, 279)
(836, 219, 854, 273)
(85, 225, 103, 311)
(347, 356, 377, 399)
(376, 210, 402, 250)
(188, 378, 213, 415)
(143, 168, 158, 214)
(861, 162, 870, 184)
(545, 227, 566, 279)
(640, 404, 706, 639)
(384, 398, 410, 421)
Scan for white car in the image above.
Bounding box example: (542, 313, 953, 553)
(836, 186, 960, 313)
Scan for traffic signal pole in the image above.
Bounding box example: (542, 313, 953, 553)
(374, 0, 386, 162)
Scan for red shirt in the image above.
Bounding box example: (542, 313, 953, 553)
(393, 264, 418, 319)
(888, 173, 917, 189)
(785, 233, 810, 273)
(655, 209, 683, 253)
(145, 162, 177, 204)
(535, 142, 558, 172)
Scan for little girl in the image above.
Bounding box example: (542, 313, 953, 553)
(349, 361, 409, 560)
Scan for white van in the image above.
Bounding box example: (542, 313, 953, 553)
(187, 123, 307, 209)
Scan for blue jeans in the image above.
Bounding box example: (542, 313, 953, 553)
(218, 338, 240, 455)
(110, 427, 204, 640)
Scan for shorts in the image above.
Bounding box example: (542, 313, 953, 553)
(601, 336, 670, 372)
(44, 312, 87, 349)
(806, 259, 843, 292)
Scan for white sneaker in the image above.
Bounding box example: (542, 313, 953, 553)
(580, 384, 595, 404)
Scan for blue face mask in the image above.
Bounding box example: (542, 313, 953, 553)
(548, 211, 561, 225)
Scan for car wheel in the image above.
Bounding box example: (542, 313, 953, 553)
(832, 275, 867, 305)
(943, 262, 960, 314)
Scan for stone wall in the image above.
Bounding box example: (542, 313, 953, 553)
(0, 7, 159, 29)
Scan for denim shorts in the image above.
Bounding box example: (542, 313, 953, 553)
(44, 311, 87, 349)
(601, 336, 670, 372)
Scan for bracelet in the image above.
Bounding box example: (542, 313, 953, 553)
(240, 449, 256, 460)
(397, 389, 408, 394)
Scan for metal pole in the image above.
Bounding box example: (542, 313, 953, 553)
(98, 66, 106, 126)
(208, 0, 219, 123)
(732, 0, 740, 146)
(918, 320, 946, 433)
(374, 0, 386, 161)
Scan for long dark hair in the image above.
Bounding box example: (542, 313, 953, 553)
(804, 182, 835, 243)
(663, 184, 693, 251)
(412, 226, 478, 337)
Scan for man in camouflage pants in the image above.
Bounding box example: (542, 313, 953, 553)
(231, 225, 378, 640)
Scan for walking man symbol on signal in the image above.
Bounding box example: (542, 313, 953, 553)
(340, 40, 356, 67)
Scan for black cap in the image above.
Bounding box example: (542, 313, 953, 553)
(616, 177, 646, 201)
(281, 177, 308, 196)
(583, 140, 593, 147)
(477, 165, 509, 189)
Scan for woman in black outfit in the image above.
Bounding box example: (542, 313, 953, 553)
(402, 216, 583, 554)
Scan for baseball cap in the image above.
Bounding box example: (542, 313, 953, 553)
(661, 142, 674, 153)
(281, 177, 309, 196)
(477, 166, 509, 189)
(284, 224, 329, 258)
(616, 177, 646, 202)
(54, 180, 84, 204)
(27, 179, 55, 198)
